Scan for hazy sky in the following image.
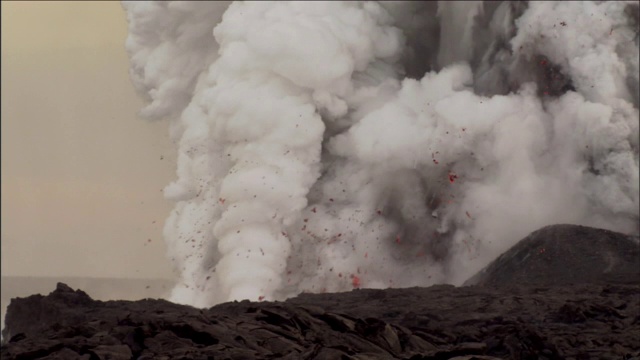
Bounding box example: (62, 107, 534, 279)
(1, 1, 178, 280)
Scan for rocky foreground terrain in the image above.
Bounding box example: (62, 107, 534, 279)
(2, 224, 639, 360)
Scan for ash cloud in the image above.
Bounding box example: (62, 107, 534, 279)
(123, 1, 639, 307)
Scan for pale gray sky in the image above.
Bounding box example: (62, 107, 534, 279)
(2, 1, 178, 280)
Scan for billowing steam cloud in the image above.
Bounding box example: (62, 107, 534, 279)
(123, 1, 639, 307)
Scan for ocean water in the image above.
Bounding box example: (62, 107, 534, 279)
(1, 276, 175, 340)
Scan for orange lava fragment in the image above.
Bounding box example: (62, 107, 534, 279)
(351, 275, 360, 288)
(448, 172, 458, 183)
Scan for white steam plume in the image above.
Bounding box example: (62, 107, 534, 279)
(123, 1, 639, 307)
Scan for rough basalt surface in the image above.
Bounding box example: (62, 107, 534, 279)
(2, 224, 639, 360)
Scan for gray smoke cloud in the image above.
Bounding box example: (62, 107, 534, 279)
(122, 1, 639, 307)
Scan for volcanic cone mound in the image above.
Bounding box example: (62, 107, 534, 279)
(464, 224, 640, 288)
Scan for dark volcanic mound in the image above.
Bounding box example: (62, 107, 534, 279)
(464, 224, 640, 287)
(2, 224, 639, 360)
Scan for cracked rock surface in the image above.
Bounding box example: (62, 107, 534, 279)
(2, 224, 638, 360)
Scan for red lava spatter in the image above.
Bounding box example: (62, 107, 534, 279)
(351, 275, 360, 288)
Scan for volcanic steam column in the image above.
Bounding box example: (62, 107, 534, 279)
(125, 1, 404, 306)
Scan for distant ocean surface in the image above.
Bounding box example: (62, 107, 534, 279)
(1, 276, 175, 338)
